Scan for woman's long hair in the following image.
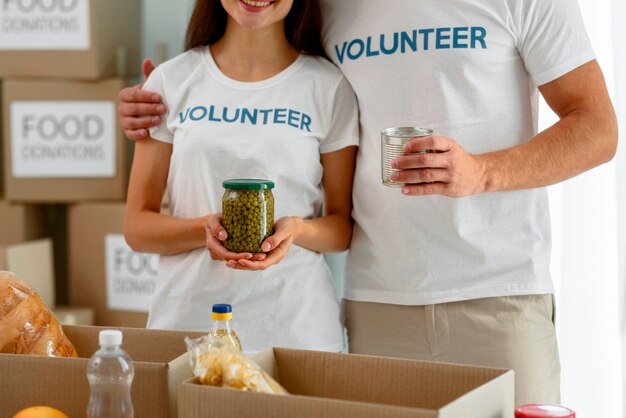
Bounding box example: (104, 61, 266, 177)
(185, 0, 327, 58)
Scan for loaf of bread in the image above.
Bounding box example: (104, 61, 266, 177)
(0, 270, 77, 357)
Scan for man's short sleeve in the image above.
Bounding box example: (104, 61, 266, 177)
(516, 0, 595, 87)
(320, 77, 360, 154)
(142, 66, 173, 144)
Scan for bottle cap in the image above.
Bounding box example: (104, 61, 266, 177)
(515, 404, 575, 418)
(223, 179, 275, 190)
(99, 329, 123, 346)
(212, 304, 232, 313)
(212, 304, 233, 320)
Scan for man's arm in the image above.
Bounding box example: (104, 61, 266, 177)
(393, 60, 618, 196)
(118, 59, 166, 140)
(481, 60, 617, 192)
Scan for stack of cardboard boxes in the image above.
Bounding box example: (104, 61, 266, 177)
(0, 0, 152, 327)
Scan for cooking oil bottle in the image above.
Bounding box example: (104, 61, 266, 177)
(208, 303, 242, 352)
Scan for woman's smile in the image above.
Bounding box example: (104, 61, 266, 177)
(240, 0, 276, 12)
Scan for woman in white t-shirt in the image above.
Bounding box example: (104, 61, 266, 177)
(123, 0, 358, 352)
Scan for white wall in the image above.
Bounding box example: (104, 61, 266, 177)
(141, 0, 195, 65)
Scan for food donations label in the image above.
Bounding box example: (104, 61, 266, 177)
(11, 101, 116, 177)
(105, 234, 158, 313)
(0, 0, 90, 50)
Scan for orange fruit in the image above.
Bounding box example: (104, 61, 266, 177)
(13, 406, 68, 418)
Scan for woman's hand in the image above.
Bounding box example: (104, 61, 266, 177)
(226, 217, 301, 271)
(205, 213, 266, 262)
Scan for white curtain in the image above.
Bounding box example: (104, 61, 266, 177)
(545, 0, 625, 416)
(618, 0, 626, 414)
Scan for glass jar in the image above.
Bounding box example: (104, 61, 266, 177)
(221, 179, 275, 253)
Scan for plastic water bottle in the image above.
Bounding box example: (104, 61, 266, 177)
(87, 329, 134, 418)
(207, 303, 242, 352)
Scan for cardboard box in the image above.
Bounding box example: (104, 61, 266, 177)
(2, 77, 130, 202)
(53, 306, 95, 326)
(179, 348, 515, 418)
(0, 201, 43, 245)
(0, 325, 203, 418)
(1, 238, 56, 307)
(0, 0, 140, 79)
(1, 238, 95, 325)
(69, 203, 164, 327)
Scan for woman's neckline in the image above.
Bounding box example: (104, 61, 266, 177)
(201, 46, 306, 91)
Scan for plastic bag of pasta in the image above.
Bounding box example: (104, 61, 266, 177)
(185, 335, 287, 395)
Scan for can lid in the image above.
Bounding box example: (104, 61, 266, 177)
(515, 404, 575, 418)
(381, 127, 433, 138)
(223, 179, 274, 190)
(99, 329, 123, 346)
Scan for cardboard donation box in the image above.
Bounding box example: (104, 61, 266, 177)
(0, 325, 204, 418)
(179, 348, 515, 418)
(0, 238, 94, 325)
(0, 239, 55, 306)
(2, 78, 129, 202)
(0, 0, 140, 78)
(0, 201, 43, 245)
(69, 203, 162, 327)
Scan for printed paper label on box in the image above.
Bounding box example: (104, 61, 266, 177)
(0, 0, 90, 50)
(105, 234, 158, 313)
(11, 101, 116, 178)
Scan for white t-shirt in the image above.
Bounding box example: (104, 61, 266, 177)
(321, 0, 595, 305)
(142, 47, 359, 352)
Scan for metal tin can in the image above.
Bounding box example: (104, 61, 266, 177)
(381, 127, 433, 187)
(514, 404, 575, 418)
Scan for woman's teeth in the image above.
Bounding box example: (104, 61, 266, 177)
(242, 0, 271, 7)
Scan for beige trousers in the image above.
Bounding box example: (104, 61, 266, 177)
(343, 295, 561, 407)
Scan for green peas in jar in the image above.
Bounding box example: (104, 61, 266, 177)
(222, 179, 275, 253)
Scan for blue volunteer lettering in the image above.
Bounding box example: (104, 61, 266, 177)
(334, 26, 488, 64)
(179, 105, 312, 132)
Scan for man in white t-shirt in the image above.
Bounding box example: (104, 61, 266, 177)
(119, 0, 617, 406)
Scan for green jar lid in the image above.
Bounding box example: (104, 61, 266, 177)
(223, 179, 275, 190)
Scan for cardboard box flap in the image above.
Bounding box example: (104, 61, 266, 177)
(179, 379, 439, 418)
(4, 238, 55, 306)
(169, 352, 193, 418)
(273, 348, 508, 410)
(439, 370, 515, 418)
(250, 348, 280, 379)
(0, 355, 91, 411)
(63, 325, 203, 363)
